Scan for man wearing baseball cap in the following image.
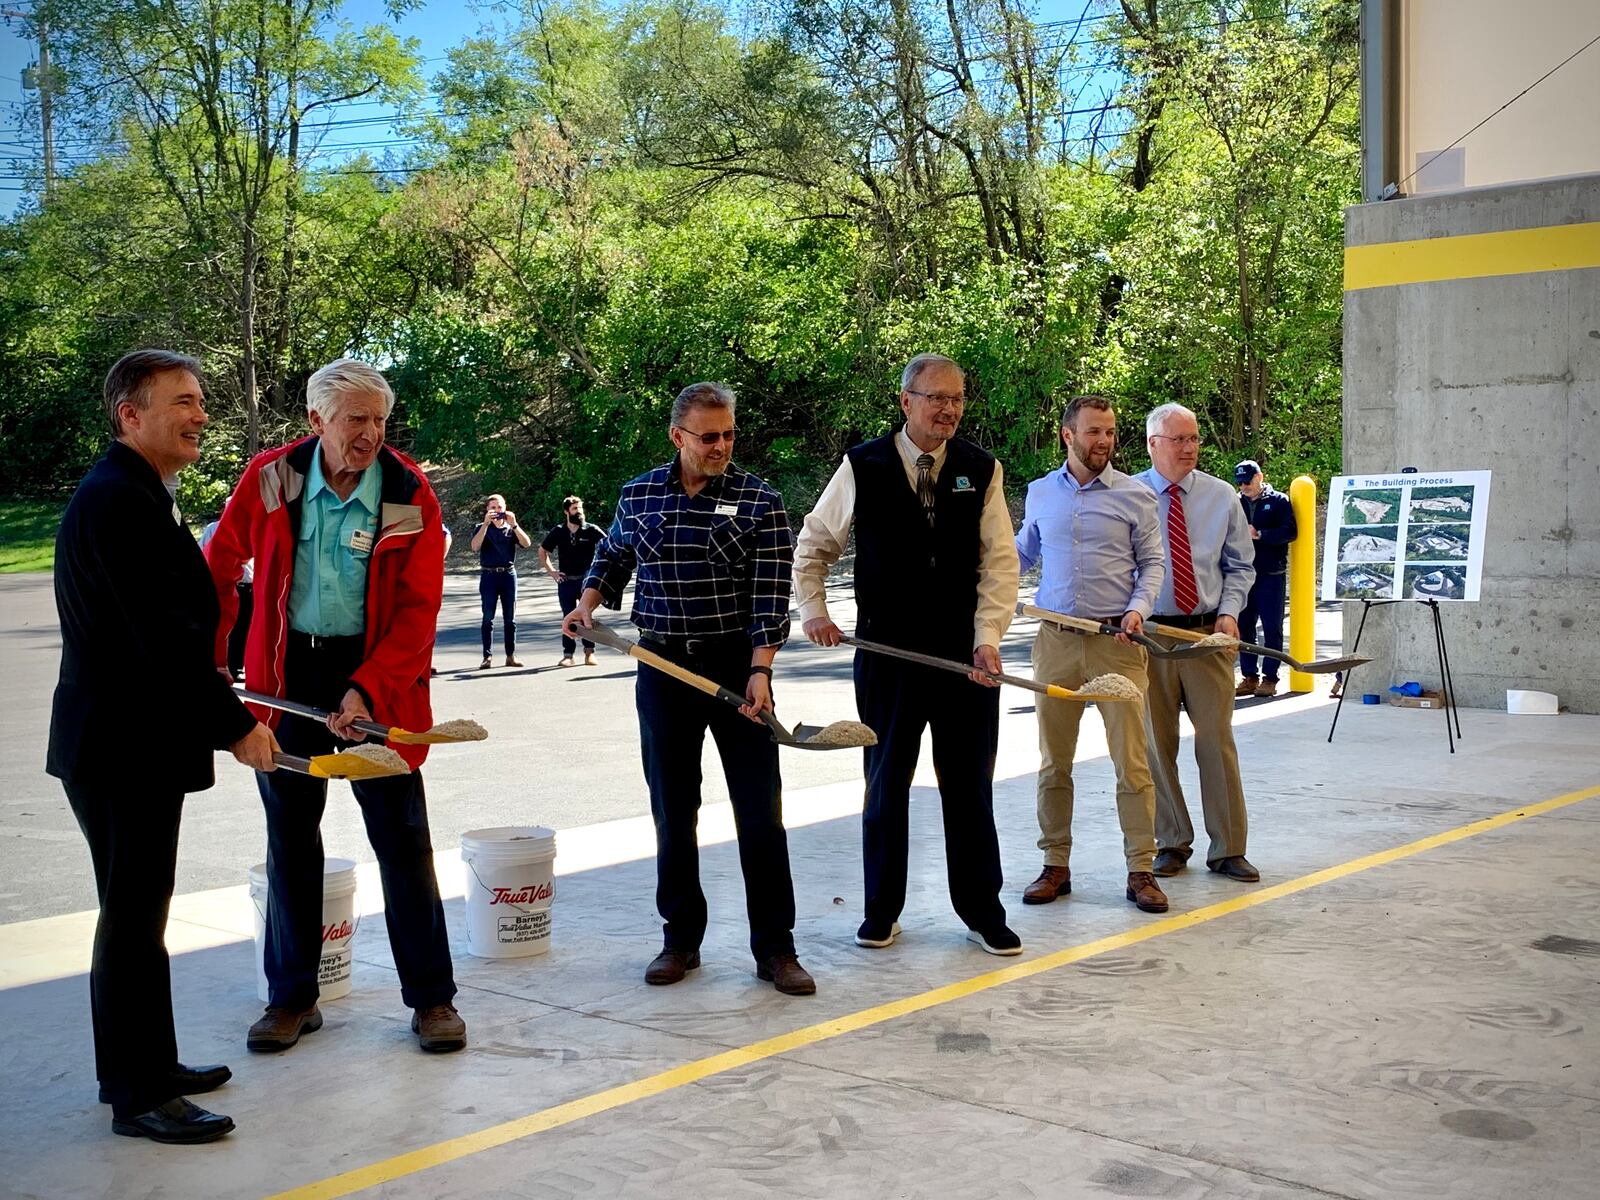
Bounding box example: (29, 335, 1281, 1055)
(1233, 460, 1297, 697)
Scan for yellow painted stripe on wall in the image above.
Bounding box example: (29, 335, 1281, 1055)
(1344, 220, 1600, 291)
(265, 783, 1600, 1200)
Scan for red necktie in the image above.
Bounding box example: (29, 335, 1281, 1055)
(1166, 483, 1201, 614)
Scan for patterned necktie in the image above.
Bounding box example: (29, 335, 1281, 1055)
(915, 453, 936, 528)
(1165, 483, 1200, 614)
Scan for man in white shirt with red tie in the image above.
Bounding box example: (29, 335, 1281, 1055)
(1134, 403, 1260, 884)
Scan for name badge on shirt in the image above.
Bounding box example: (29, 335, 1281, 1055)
(952, 475, 974, 493)
(714, 503, 740, 516)
(348, 528, 375, 556)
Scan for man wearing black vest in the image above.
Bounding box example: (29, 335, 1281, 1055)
(796, 353, 1023, 956)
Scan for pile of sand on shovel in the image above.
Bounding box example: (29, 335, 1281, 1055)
(338, 744, 412, 773)
(1081, 673, 1144, 701)
(426, 718, 489, 740)
(802, 721, 879, 747)
(1192, 633, 1240, 650)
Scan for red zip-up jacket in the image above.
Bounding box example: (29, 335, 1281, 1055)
(205, 436, 444, 769)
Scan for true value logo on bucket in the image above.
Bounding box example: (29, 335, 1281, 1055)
(489, 882, 554, 906)
(322, 918, 355, 943)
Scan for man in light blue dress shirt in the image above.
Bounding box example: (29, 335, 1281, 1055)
(1135, 403, 1260, 884)
(1016, 395, 1172, 915)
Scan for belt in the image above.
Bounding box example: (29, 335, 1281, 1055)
(639, 632, 748, 658)
(480, 565, 515, 574)
(288, 629, 364, 651)
(1150, 611, 1218, 629)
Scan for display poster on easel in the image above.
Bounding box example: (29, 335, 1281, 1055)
(1320, 470, 1492, 602)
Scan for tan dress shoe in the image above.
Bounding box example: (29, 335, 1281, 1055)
(1022, 865, 1072, 904)
(1255, 678, 1278, 697)
(505, 655, 524, 668)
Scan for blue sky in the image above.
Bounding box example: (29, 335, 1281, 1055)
(0, 0, 1123, 217)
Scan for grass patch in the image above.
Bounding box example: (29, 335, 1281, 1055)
(0, 501, 61, 573)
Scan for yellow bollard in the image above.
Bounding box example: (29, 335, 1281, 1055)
(1287, 475, 1318, 693)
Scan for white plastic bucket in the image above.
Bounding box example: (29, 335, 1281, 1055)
(1507, 689, 1559, 716)
(248, 858, 359, 1003)
(461, 826, 557, 959)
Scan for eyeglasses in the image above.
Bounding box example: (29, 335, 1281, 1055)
(905, 390, 966, 408)
(675, 425, 737, 446)
(1151, 434, 1202, 447)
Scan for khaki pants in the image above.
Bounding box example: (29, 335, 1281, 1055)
(1143, 628, 1249, 865)
(1032, 622, 1157, 873)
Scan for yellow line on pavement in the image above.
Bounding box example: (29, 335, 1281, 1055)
(268, 783, 1600, 1200)
(1344, 221, 1600, 291)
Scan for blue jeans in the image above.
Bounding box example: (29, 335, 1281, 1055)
(1239, 571, 1287, 680)
(480, 569, 516, 656)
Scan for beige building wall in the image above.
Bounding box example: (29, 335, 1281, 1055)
(1403, 0, 1600, 194)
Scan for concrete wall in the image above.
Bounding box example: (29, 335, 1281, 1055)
(1343, 172, 1600, 712)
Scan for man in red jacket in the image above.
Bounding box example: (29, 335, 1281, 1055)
(207, 359, 465, 1054)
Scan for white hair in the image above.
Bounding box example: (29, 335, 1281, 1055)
(306, 358, 395, 420)
(1145, 402, 1196, 438)
(900, 353, 964, 393)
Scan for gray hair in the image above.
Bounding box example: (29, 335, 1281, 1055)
(306, 358, 395, 420)
(104, 349, 203, 437)
(669, 382, 736, 426)
(900, 353, 964, 393)
(1146, 402, 1196, 438)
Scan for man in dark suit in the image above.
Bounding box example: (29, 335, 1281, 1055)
(48, 349, 280, 1144)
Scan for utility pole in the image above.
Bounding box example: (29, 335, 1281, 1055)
(6, 7, 53, 198)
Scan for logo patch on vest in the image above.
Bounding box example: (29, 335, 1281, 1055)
(952, 475, 974, 492)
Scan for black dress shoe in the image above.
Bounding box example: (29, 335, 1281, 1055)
(111, 1097, 235, 1144)
(100, 1063, 232, 1104)
(1208, 855, 1261, 882)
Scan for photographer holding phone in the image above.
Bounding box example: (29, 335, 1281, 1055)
(469, 493, 530, 669)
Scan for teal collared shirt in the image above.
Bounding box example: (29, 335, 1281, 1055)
(288, 449, 382, 636)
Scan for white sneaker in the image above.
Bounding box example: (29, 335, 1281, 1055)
(966, 927, 1024, 956)
(854, 921, 901, 949)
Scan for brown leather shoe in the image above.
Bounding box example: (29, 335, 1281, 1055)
(757, 954, 816, 996)
(247, 1005, 322, 1052)
(1235, 676, 1260, 697)
(412, 1003, 467, 1052)
(645, 948, 700, 985)
(1022, 865, 1072, 904)
(1254, 678, 1278, 697)
(1152, 848, 1188, 877)
(1126, 872, 1169, 913)
(505, 655, 524, 668)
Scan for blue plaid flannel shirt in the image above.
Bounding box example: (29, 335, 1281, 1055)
(584, 458, 793, 647)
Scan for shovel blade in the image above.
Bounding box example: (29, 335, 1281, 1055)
(308, 751, 411, 780)
(1294, 654, 1371, 674)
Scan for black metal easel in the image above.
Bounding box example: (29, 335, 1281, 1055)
(1327, 598, 1463, 753)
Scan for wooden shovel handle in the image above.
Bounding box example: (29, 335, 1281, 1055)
(586, 621, 749, 708)
(1019, 604, 1116, 635)
(1144, 621, 1208, 643)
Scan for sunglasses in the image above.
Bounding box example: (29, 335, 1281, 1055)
(675, 426, 737, 447)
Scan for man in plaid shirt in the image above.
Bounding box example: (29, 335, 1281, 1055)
(565, 382, 815, 996)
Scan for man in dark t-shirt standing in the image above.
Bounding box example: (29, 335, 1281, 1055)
(540, 495, 605, 666)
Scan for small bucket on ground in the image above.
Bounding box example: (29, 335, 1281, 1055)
(461, 826, 557, 959)
(248, 858, 359, 1003)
